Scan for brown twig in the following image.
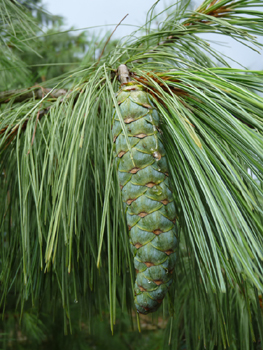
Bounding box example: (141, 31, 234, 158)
(157, 1, 232, 47)
(97, 14, 129, 64)
(0, 87, 67, 104)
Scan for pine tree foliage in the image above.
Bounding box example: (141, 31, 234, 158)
(0, 0, 93, 90)
(0, 0, 38, 89)
(1, 0, 263, 348)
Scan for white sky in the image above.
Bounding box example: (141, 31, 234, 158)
(44, 0, 263, 69)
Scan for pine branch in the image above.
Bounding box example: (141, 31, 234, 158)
(158, 0, 234, 46)
(1, 0, 263, 345)
(0, 87, 67, 104)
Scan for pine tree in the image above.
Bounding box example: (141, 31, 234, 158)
(1, 0, 263, 349)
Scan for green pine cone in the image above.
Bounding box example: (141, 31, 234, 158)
(112, 82, 177, 314)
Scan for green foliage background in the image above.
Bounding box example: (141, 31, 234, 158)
(1, 0, 263, 349)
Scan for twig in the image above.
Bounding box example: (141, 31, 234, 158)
(97, 14, 128, 64)
(157, 1, 232, 47)
(0, 87, 67, 104)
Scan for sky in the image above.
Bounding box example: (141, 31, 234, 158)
(44, 0, 263, 70)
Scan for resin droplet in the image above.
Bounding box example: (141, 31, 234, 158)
(153, 151, 161, 160)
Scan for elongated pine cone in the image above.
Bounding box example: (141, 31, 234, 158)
(112, 82, 177, 314)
